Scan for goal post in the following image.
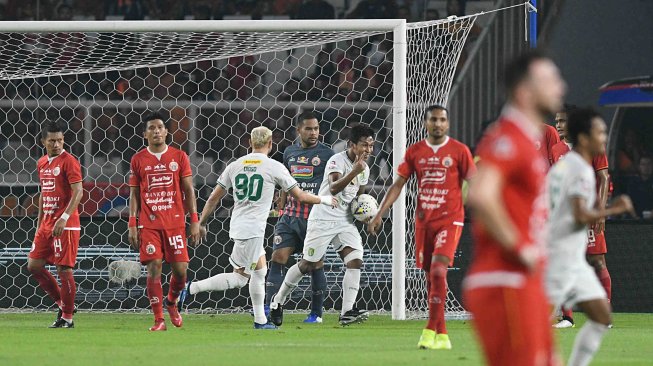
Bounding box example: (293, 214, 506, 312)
(0, 16, 483, 319)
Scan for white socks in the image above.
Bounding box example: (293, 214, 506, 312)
(250, 268, 267, 325)
(271, 264, 303, 306)
(190, 272, 249, 295)
(341, 268, 360, 315)
(568, 319, 609, 366)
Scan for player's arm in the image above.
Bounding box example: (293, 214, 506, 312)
(467, 164, 538, 270)
(198, 184, 228, 240)
(287, 186, 335, 207)
(594, 169, 610, 233)
(181, 175, 200, 246)
(52, 181, 83, 237)
(35, 193, 43, 232)
(128, 186, 140, 250)
(276, 190, 287, 212)
(368, 176, 407, 235)
(572, 194, 635, 225)
(328, 153, 367, 195)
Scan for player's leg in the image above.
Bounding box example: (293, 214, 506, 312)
(186, 238, 253, 294)
(587, 230, 611, 301)
(307, 260, 326, 323)
(162, 228, 189, 327)
(139, 228, 166, 331)
(266, 246, 294, 308)
(50, 230, 80, 328)
(334, 224, 367, 325)
(27, 232, 62, 313)
(250, 253, 275, 328)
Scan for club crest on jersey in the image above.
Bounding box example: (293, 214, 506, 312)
(298, 156, 309, 164)
(311, 156, 321, 166)
(250, 263, 257, 270)
(52, 166, 61, 176)
(535, 141, 542, 151)
(169, 161, 178, 172)
(442, 156, 453, 168)
(146, 243, 156, 255)
(273, 235, 282, 245)
(149, 214, 156, 221)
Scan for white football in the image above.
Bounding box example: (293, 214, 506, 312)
(351, 194, 379, 222)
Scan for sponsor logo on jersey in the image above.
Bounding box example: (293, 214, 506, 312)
(289, 157, 296, 162)
(291, 165, 314, 178)
(144, 165, 152, 171)
(52, 166, 61, 176)
(421, 168, 447, 184)
(244, 166, 257, 172)
(147, 173, 174, 190)
(427, 156, 440, 165)
(418, 158, 426, 164)
(41, 178, 56, 192)
(154, 164, 166, 171)
(311, 156, 321, 166)
(244, 159, 262, 165)
(169, 161, 178, 172)
(298, 156, 309, 164)
(442, 156, 453, 168)
(146, 243, 156, 254)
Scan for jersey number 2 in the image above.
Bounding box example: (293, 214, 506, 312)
(234, 173, 264, 201)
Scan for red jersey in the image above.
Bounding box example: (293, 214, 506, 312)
(470, 115, 548, 276)
(397, 137, 476, 227)
(550, 141, 609, 171)
(129, 146, 192, 230)
(37, 151, 83, 231)
(538, 124, 560, 168)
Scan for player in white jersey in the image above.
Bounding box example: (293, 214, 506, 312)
(546, 108, 634, 366)
(269, 124, 375, 326)
(178, 126, 335, 329)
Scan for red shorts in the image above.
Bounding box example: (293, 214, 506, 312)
(415, 222, 463, 269)
(139, 227, 189, 264)
(29, 228, 80, 268)
(464, 279, 558, 366)
(586, 229, 607, 255)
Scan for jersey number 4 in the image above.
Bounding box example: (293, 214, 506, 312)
(234, 173, 264, 201)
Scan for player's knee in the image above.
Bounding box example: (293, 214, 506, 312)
(343, 249, 364, 269)
(271, 251, 290, 265)
(589, 258, 606, 271)
(27, 262, 44, 274)
(232, 272, 250, 288)
(430, 261, 448, 278)
(298, 259, 319, 274)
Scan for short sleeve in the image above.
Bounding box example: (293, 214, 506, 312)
(275, 162, 298, 192)
(217, 163, 233, 190)
(476, 133, 520, 177)
(593, 153, 609, 171)
(65, 156, 83, 185)
(128, 156, 140, 187)
(568, 170, 594, 201)
(459, 144, 476, 180)
(179, 152, 192, 178)
(397, 147, 414, 180)
(325, 155, 344, 176)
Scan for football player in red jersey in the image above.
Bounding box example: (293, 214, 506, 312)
(464, 51, 566, 366)
(28, 121, 83, 328)
(550, 105, 612, 329)
(128, 111, 201, 331)
(368, 105, 476, 350)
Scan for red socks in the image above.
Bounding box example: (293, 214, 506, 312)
(562, 307, 574, 320)
(167, 274, 187, 303)
(597, 267, 612, 302)
(29, 267, 61, 306)
(58, 270, 76, 319)
(426, 262, 448, 334)
(147, 276, 164, 321)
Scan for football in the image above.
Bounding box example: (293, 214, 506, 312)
(351, 194, 379, 222)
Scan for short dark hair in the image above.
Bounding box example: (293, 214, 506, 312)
(349, 123, 375, 144)
(296, 111, 319, 127)
(143, 111, 168, 129)
(567, 107, 601, 146)
(41, 121, 64, 139)
(561, 103, 577, 114)
(423, 105, 448, 120)
(503, 50, 551, 97)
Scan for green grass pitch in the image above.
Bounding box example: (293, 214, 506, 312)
(1, 313, 652, 365)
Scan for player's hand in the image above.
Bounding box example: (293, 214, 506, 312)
(188, 222, 201, 246)
(593, 217, 606, 234)
(52, 218, 66, 237)
(128, 227, 139, 250)
(367, 215, 382, 236)
(329, 196, 338, 208)
(199, 225, 208, 241)
(352, 152, 369, 174)
(516, 245, 540, 272)
(611, 195, 637, 218)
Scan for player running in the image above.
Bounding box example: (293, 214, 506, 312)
(464, 51, 565, 366)
(28, 121, 83, 328)
(550, 105, 612, 329)
(178, 126, 335, 329)
(266, 112, 334, 324)
(269, 124, 375, 326)
(128, 111, 201, 331)
(368, 105, 475, 350)
(546, 107, 635, 365)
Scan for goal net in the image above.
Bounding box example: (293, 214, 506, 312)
(0, 17, 477, 319)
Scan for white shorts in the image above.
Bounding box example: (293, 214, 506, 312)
(230, 237, 266, 274)
(546, 262, 607, 310)
(303, 220, 363, 262)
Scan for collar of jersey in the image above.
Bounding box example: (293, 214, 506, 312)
(47, 150, 65, 164)
(147, 145, 168, 158)
(425, 136, 449, 154)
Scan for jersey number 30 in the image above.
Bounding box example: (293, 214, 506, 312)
(234, 173, 264, 201)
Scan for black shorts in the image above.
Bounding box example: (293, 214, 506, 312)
(273, 215, 308, 253)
